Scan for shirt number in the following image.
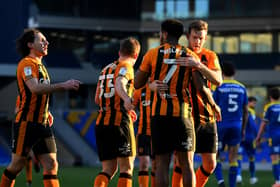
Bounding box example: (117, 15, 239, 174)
(98, 74, 115, 98)
(228, 94, 238, 112)
(277, 113, 280, 123)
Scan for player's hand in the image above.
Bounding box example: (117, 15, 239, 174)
(241, 129, 246, 141)
(129, 110, 137, 122)
(212, 104, 222, 122)
(255, 136, 261, 146)
(63, 79, 82, 90)
(48, 111, 54, 126)
(175, 57, 200, 68)
(149, 80, 168, 92)
(124, 98, 134, 111)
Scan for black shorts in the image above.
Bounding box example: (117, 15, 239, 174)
(151, 115, 195, 155)
(195, 122, 218, 153)
(12, 121, 57, 157)
(137, 134, 152, 156)
(95, 122, 136, 161)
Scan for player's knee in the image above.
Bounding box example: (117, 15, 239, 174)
(119, 162, 134, 174)
(139, 160, 149, 171)
(7, 164, 24, 175)
(42, 157, 58, 173)
(7, 157, 26, 174)
(249, 156, 255, 162)
(203, 161, 216, 173)
(118, 156, 135, 174)
(103, 164, 118, 177)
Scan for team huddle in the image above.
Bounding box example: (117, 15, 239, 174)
(0, 19, 280, 187)
(93, 19, 280, 187)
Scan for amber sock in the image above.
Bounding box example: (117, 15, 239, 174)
(138, 171, 149, 187)
(196, 165, 211, 187)
(94, 172, 110, 187)
(26, 157, 32, 184)
(43, 174, 60, 187)
(151, 171, 155, 187)
(0, 169, 16, 187)
(117, 173, 132, 187)
(172, 166, 183, 187)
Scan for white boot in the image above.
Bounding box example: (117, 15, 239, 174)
(236, 175, 242, 183)
(249, 177, 258, 184)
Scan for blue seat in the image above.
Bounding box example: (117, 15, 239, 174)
(0, 145, 10, 166)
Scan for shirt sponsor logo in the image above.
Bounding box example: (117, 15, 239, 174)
(24, 66, 32, 76)
(119, 67, 127, 76)
(181, 137, 193, 150)
(119, 143, 131, 154)
(159, 48, 185, 55)
(141, 100, 151, 106)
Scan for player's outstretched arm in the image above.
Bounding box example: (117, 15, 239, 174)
(25, 78, 81, 94)
(134, 70, 149, 89)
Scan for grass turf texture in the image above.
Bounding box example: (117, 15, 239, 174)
(0, 166, 275, 186)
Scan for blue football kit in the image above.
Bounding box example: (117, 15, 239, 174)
(213, 79, 248, 148)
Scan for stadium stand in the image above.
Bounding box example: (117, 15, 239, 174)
(63, 111, 99, 153)
(0, 78, 16, 90)
(90, 53, 118, 69)
(44, 49, 81, 68)
(52, 111, 99, 166)
(219, 53, 280, 70)
(0, 119, 12, 166)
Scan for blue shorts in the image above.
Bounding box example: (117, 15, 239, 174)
(239, 140, 256, 157)
(217, 121, 242, 151)
(269, 136, 280, 155)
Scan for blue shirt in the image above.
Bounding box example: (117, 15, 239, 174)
(213, 79, 248, 126)
(245, 110, 258, 141)
(263, 101, 280, 137)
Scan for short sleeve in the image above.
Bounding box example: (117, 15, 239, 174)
(18, 60, 38, 82)
(209, 52, 221, 71)
(118, 63, 134, 81)
(263, 107, 270, 122)
(15, 95, 20, 107)
(243, 89, 248, 106)
(139, 51, 152, 73)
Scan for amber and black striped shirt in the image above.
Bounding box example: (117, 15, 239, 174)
(15, 56, 50, 125)
(189, 48, 221, 125)
(139, 43, 200, 118)
(95, 60, 134, 126)
(133, 84, 152, 135)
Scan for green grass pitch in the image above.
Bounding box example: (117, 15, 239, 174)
(0, 166, 275, 186)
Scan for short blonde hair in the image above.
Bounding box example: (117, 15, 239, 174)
(188, 20, 208, 34)
(119, 37, 140, 58)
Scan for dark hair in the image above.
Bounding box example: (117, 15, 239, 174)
(119, 37, 140, 57)
(248, 96, 257, 102)
(221, 61, 236, 77)
(16, 29, 40, 57)
(188, 20, 208, 34)
(269, 87, 280, 100)
(161, 19, 184, 40)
